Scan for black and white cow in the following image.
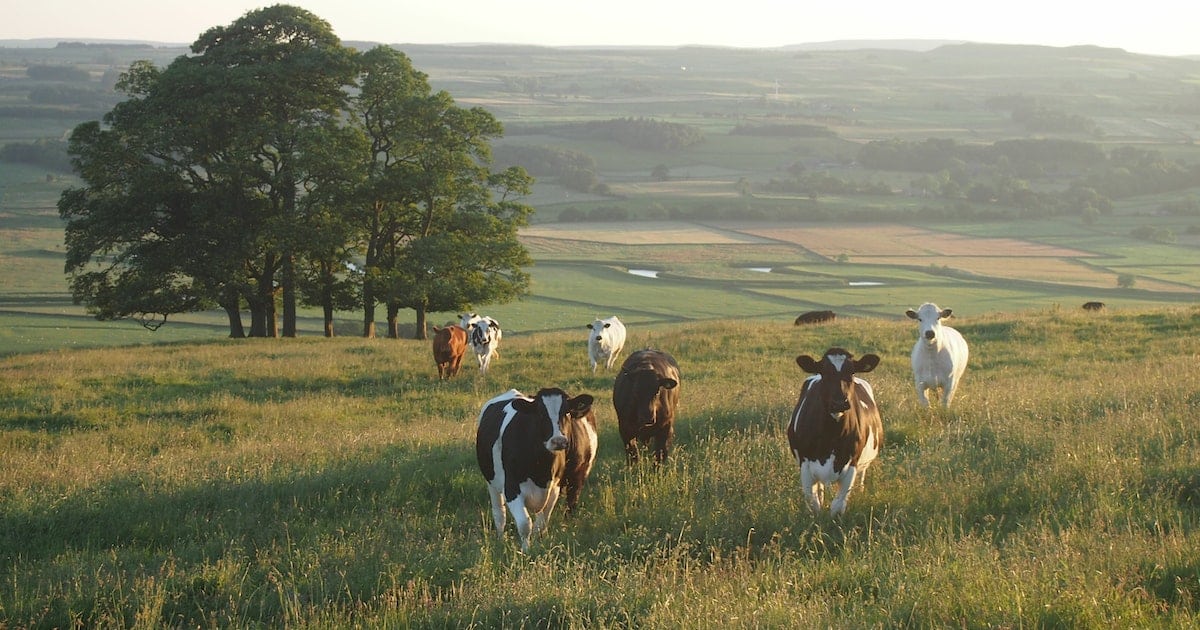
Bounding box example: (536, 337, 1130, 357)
(787, 347, 883, 516)
(475, 388, 596, 551)
(468, 316, 502, 373)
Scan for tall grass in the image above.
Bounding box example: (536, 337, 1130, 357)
(1, 307, 1199, 627)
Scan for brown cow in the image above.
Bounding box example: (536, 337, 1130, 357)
(788, 347, 882, 515)
(1082, 301, 1106, 311)
(613, 348, 681, 464)
(794, 310, 836, 325)
(432, 324, 467, 379)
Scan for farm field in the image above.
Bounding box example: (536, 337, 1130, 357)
(2, 309, 1200, 626)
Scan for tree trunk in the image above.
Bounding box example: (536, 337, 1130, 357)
(413, 303, 428, 340)
(221, 290, 245, 338)
(386, 302, 400, 339)
(282, 252, 297, 337)
(361, 285, 376, 338)
(323, 303, 335, 337)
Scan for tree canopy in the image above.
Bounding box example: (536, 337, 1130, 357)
(59, 5, 532, 339)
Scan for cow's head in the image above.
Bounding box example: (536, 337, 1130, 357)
(625, 369, 679, 427)
(513, 388, 595, 451)
(587, 319, 612, 341)
(796, 348, 880, 420)
(906, 302, 953, 344)
(470, 318, 500, 346)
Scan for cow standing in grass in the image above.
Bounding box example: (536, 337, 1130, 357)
(613, 349, 681, 464)
(787, 347, 883, 515)
(475, 388, 596, 551)
(431, 323, 467, 379)
(906, 302, 969, 408)
(587, 315, 627, 373)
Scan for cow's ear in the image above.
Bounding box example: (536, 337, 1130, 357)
(940, 308, 953, 319)
(569, 394, 594, 416)
(796, 355, 821, 373)
(512, 398, 537, 413)
(855, 354, 881, 373)
(489, 319, 501, 329)
(905, 309, 918, 320)
(659, 378, 678, 390)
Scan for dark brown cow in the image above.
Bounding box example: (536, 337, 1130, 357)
(787, 347, 882, 515)
(431, 324, 467, 379)
(794, 310, 836, 325)
(613, 348, 681, 464)
(1082, 301, 1106, 311)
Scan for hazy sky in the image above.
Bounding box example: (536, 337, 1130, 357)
(3, 1, 1195, 57)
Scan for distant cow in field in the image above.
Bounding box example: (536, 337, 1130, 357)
(613, 349, 681, 464)
(794, 310, 836, 325)
(906, 302, 969, 408)
(431, 323, 467, 379)
(787, 347, 883, 515)
(1082, 301, 1106, 311)
(475, 387, 596, 550)
(468, 316, 502, 373)
(587, 316, 627, 373)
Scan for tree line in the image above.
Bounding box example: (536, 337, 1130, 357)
(58, 5, 533, 340)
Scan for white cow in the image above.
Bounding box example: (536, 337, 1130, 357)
(469, 316, 502, 373)
(586, 315, 627, 373)
(906, 302, 969, 407)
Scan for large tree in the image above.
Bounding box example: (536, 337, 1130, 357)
(350, 47, 533, 339)
(61, 5, 357, 337)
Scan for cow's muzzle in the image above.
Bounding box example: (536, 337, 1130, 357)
(548, 436, 569, 451)
(924, 330, 936, 341)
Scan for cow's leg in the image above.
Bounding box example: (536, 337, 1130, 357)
(915, 379, 931, 407)
(623, 436, 640, 465)
(488, 487, 507, 539)
(533, 483, 561, 536)
(507, 497, 534, 551)
(652, 426, 672, 464)
(798, 461, 823, 512)
(942, 378, 958, 406)
(830, 466, 859, 516)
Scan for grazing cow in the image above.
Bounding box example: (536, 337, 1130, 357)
(906, 302, 970, 408)
(613, 349, 681, 464)
(469, 316, 502, 373)
(475, 388, 596, 551)
(587, 316, 627, 373)
(794, 310, 836, 325)
(1082, 301, 1106, 311)
(431, 323, 467, 379)
(787, 348, 883, 515)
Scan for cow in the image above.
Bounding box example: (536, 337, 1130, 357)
(1082, 301, 1106, 311)
(794, 310, 836, 325)
(475, 387, 596, 551)
(906, 302, 969, 408)
(468, 316, 502, 373)
(613, 348, 681, 464)
(787, 347, 883, 516)
(431, 323, 467, 379)
(586, 315, 627, 373)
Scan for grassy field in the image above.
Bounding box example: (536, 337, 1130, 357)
(2, 308, 1200, 627)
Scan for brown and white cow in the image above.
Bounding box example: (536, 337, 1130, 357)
(475, 388, 596, 551)
(613, 348, 681, 464)
(431, 323, 467, 379)
(787, 347, 883, 516)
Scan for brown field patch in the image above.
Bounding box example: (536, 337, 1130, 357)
(728, 224, 1096, 258)
(521, 221, 770, 245)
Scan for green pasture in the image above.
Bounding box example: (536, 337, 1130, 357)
(3, 309, 1200, 626)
